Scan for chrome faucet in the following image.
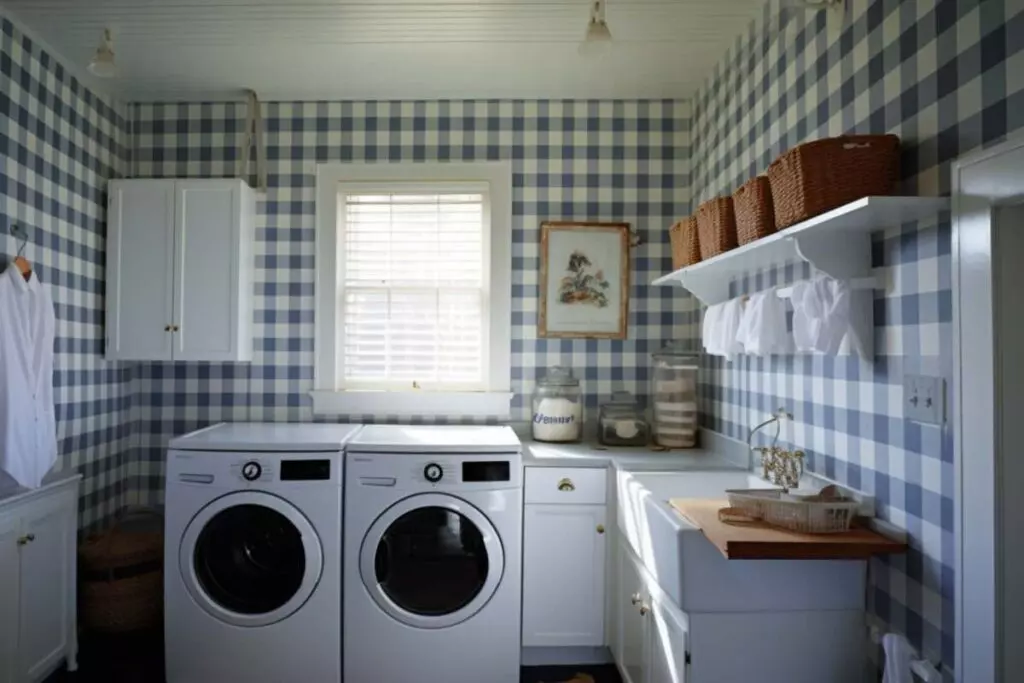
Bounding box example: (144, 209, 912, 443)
(747, 408, 803, 491)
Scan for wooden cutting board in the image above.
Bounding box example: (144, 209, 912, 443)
(669, 498, 907, 560)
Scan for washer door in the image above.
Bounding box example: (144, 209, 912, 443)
(360, 493, 504, 629)
(179, 491, 323, 627)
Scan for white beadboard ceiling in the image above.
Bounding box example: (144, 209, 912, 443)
(1, 0, 765, 102)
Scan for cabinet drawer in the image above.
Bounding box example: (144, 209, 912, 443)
(525, 467, 607, 505)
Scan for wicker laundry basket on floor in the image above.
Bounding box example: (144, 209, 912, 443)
(79, 510, 163, 633)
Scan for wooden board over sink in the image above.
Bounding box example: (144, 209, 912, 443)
(670, 498, 907, 560)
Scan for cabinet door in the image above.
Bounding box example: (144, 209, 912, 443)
(107, 180, 176, 361)
(0, 515, 21, 683)
(173, 181, 246, 362)
(615, 543, 647, 683)
(646, 595, 689, 683)
(18, 496, 73, 681)
(522, 504, 606, 647)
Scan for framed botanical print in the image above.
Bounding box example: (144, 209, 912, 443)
(539, 221, 630, 339)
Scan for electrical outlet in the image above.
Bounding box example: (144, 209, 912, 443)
(904, 374, 945, 425)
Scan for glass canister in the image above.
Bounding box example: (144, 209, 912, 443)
(532, 366, 583, 442)
(652, 346, 699, 448)
(598, 391, 650, 447)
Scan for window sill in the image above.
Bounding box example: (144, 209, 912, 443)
(309, 390, 513, 419)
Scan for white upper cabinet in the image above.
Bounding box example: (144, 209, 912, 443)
(107, 179, 254, 362)
(107, 180, 176, 361)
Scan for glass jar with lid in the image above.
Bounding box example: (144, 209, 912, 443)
(652, 345, 699, 448)
(598, 391, 650, 447)
(531, 366, 583, 442)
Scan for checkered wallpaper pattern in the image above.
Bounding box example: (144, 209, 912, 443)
(689, 0, 1024, 674)
(0, 16, 132, 531)
(128, 99, 696, 501)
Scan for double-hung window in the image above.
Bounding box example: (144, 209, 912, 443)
(313, 163, 512, 418)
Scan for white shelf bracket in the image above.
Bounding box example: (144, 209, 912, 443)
(792, 229, 873, 281)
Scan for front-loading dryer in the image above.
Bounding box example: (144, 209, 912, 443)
(164, 423, 361, 683)
(343, 425, 523, 683)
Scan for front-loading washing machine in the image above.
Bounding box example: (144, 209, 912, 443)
(343, 425, 523, 683)
(164, 422, 362, 683)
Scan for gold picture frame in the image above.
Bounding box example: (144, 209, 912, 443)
(539, 221, 630, 340)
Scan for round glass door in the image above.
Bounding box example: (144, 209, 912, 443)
(360, 493, 504, 629)
(180, 491, 323, 627)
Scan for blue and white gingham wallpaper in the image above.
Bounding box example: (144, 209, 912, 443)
(690, 0, 1024, 674)
(128, 100, 696, 499)
(0, 16, 132, 531)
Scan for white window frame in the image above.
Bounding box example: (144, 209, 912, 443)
(312, 162, 512, 418)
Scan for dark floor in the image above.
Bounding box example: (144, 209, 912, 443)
(47, 629, 622, 683)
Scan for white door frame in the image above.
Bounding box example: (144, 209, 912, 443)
(951, 134, 1024, 683)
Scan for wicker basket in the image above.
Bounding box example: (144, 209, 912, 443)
(733, 176, 776, 245)
(695, 197, 737, 260)
(726, 489, 859, 534)
(79, 513, 163, 633)
(669, 216, 700, 269)
(767, 134, 900, 229)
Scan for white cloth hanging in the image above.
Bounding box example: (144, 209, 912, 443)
(702, 299, 743, 360)
(790, 276, 851, 355)
(881, 633, 914, 683)
(736, 289, 792, 356)
(0, 265, 57, 488)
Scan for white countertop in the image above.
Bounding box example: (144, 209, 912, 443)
(518, 426, 750, 471)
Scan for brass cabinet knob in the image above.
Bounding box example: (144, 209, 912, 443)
(630, 592, 642, 605)
(172, 325, 180, 332)
(164, 325, 172, 332)
(596, 524, 605, 534)
(557, 478, 575, 492)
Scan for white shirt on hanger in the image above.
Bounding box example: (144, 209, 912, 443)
(0, 264, 57, 488)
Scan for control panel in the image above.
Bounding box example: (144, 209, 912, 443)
(349, 453, 521, 491)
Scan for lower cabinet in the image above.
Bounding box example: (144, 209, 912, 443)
(522, 467, 607, 649)
(613, 538, 689, 683)
(0, 477, 80, 683)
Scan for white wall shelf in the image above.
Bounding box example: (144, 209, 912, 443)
(653, 196, 950, 306)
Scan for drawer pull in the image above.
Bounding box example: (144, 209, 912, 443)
(630, 592, 642, 605)
(596, 524, 605, 534)
(557, 478, 575, 492)
(639, 603, 650, 616)
(17, 533, 35, 546)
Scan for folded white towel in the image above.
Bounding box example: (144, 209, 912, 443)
(791, 276, 851, 355)
(736, 289, 792, 356)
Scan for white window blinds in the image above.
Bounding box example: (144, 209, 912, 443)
(339, 188, 489, 391)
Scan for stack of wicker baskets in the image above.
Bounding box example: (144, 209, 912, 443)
(79, 512, 163, 633)
(666, 134, 901, 266)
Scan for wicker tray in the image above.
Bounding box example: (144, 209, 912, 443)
(669, 216, 700, 269)
(767, 134, 900, 229)
(733, 175, 776, 245)
(696, 197, 737, 260)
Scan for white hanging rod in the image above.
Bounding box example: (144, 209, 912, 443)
(775, 276, 880, 299)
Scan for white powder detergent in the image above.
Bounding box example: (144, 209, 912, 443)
(532, 397, 583, 442)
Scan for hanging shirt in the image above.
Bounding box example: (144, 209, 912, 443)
(0, 264, 57, 488)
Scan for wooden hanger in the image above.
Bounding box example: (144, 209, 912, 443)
(10, 224, 31, 281)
